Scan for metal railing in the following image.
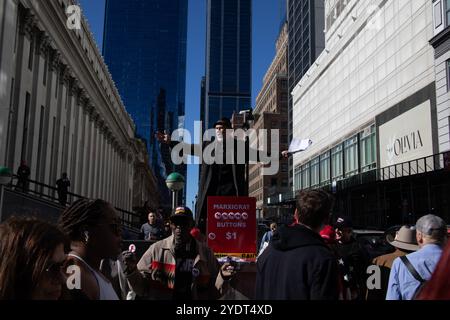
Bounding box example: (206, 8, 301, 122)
(6, 175, 141, 231)
(378, 152, 449, 181)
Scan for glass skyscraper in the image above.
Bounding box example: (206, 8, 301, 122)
(103, 0, 188, 203)
(203, 0, 252, 130)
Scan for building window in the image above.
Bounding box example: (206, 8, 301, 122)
(294, 165, 302, 191)
(320, 151, 331, 185)
(434, 0, 443, 28)
(331, 145, 343, 180)
(447, 0, 450, 24)
(344, 136, 359, 177)
(310, 157, 320, 188)
(301, 163, 310, 189)
(360, 125, 377, 172)
(434, 0, 446, 34)
(447, 60, 450, 91)
(271, 178, 277, 187)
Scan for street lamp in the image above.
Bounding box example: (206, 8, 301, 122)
(165, 172, 185, 212)
(0, 167, 12, 185)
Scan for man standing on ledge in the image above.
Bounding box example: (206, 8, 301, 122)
(156, 117, 289, 234)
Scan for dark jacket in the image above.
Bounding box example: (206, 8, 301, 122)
(331, 238, 370, 300)
(255, 224, 339, 300)
(171, 139, 256, 232)
(366, 249, 407, 300)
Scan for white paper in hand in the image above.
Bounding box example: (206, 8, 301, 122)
(288, 139, 312, 155)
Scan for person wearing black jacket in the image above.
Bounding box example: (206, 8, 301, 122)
(255, 190, 339, 300)
(332, 216, 370, 300)
(156, 117, 289, 233)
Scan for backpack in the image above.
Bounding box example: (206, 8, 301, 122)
(400, 256, 427, 300)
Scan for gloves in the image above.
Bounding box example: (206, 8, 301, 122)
(121, 251, 138, 275)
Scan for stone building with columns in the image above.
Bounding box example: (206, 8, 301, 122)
(0, 0, 160, 212)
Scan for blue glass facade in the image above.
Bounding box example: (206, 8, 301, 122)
(103, 0, 188, 186)
(204, 0, 252, 129)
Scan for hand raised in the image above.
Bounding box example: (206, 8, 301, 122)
(121, 250, 138, 275)
(220, 262, 237, 280)
(155, 131, 171, 144)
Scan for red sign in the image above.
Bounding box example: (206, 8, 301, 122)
(207, 197, 257, 261)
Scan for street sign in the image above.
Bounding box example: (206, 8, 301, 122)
(207, 196, 257, 261)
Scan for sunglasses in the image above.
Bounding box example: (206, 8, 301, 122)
(170, 220, 191, 228)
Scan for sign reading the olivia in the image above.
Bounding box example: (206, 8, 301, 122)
(207, 197, 257, 261)
(379, 100, 434, 167)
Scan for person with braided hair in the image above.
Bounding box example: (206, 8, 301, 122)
(58, 199, 122, 300)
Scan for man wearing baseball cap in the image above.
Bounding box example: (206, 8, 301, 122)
(366, 226, 419, 300)
(122, 206, 236, 300)
(387, 214, 447, 300)
(332, 216, 370, 300)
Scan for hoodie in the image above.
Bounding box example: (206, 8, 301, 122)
(255, 224, 339, 300)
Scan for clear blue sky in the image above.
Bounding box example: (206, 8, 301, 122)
(79, 0, 285, 210)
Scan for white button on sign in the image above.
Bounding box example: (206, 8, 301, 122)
(208, 233, 216, 240)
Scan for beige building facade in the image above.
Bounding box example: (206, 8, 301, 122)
(0, 0, 160, 212)
(249, 24, 290, 220)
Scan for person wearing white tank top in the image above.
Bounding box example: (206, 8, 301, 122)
(69, 254, 119, 300)
(58, 199, 123, 300)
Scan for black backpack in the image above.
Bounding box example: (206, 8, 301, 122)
(400, 256, 427, 300)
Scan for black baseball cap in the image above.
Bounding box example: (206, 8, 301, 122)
(170, 207, 194, 225)
(213, 118, 232, 129)
(335, 216, 353, 230)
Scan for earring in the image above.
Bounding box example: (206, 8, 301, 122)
(84, 231, 89, 243)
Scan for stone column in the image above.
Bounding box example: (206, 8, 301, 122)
(0, 0, 19, 166)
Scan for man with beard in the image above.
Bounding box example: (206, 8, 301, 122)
(122, 207, 236, 300)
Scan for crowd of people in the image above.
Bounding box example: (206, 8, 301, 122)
(256, 190, 449, 300)
(0, 190, 448, 300)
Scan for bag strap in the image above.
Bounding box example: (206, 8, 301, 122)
(400, 256, 425, 283)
